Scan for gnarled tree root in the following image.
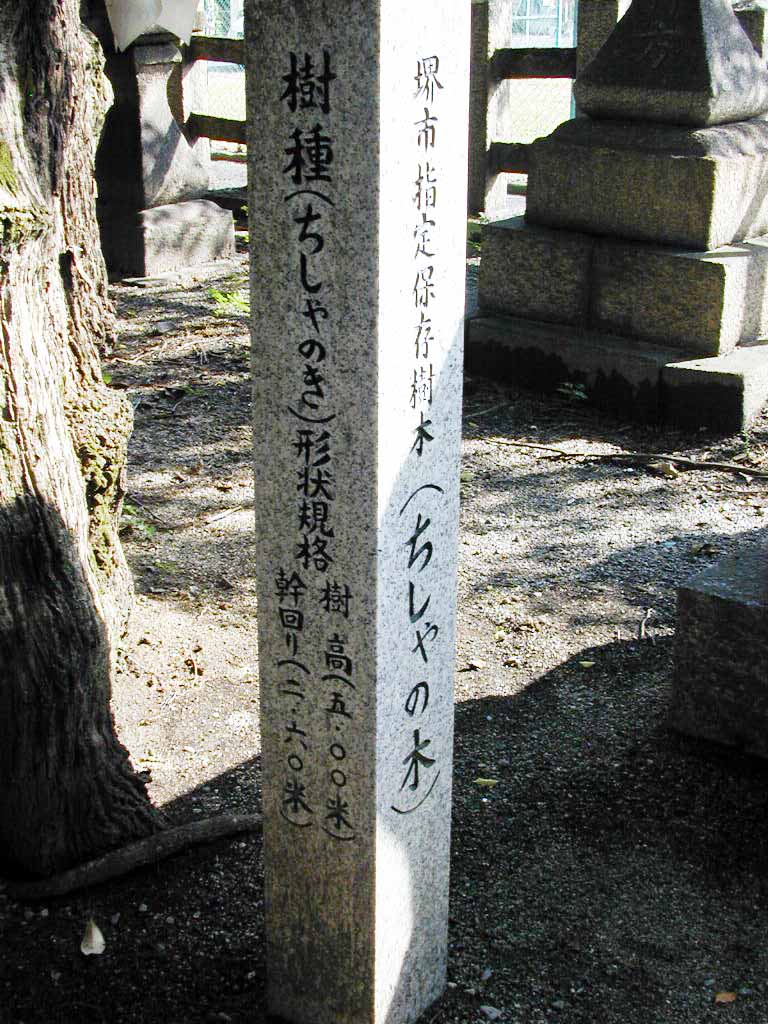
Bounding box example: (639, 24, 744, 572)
(4, 813, 262, 901)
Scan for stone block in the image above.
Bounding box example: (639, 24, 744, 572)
(735, 1, 768, 61)
(478, 217, 593, 326)
(526, 116, 768, 250)
(662, 344, 768, 432)
(467, 314, 681, 422)
(670, 536, 768, 758)
(134, 42, 210, 208)
(592, 236, 768, 356)
(99, 199, 234, 278)
(576, 0, 631, 74)
(573, 0, 768, 127)
(467, 315, 768, 431)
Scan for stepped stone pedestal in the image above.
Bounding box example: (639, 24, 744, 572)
(94, 30, 234, 278)
(468, 0, 768, 432)
(527, 117, 768, 252)
(479, 216, 768, 356)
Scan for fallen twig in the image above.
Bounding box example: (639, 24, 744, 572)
(463, 403, 512, 421)
(125, 495, 170, 526)
(487, 439, 570, 457)
(639, 608, 655, 643)
(484, 440, 768, 478)
(206, 504, 250, 524)
(606, 453, 768, 478)
(5, 813, 262, 900)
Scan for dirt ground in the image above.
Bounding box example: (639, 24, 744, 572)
(2, 240, 768, 1024)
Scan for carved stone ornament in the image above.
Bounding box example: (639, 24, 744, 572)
(103, 0, 200, 51)
(573, 0, 768, 127)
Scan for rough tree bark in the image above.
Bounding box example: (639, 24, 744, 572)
(0, 0, 159, 877)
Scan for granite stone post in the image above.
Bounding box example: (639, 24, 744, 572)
(467, 0, 527, 215)
(245, 3, 469, 1022)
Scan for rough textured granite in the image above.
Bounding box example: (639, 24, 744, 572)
(98, 199, 234, 278)
(662, 343, 768, 432)
(133, 42, 210, 208)
(591, 236, 768, 356)
(478, 218, 768, 356)
(575, 0, 632, 74)
(246, 1, 469, 1021)
(573, 0, 768, 126)
(95, 33, 217, 278)
(735, 0, 768, 61)
(97, 39, 210, 211)
(466, 316, 768, 431)
(531, 112, 768, 158)
(671, 536, 768, 758)
(467, 315, 681, 423)
(478, 217, 593, 326)
(526, 116, 768, 250)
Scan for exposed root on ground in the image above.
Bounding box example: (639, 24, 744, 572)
(4, 813, 262, 900)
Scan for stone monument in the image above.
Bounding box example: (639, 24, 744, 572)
(468, 0, 768, 431)
(245, 2, 469, 1021)
(87, 0, 234, 278)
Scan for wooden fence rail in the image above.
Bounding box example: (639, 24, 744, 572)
(490, 46, 576, 81)
(185, 37, 573, 153)
(187, 112, 246, 145)
(187, 35, 245, 65)
(185, 36, 246, 144)
(488, 141, 532, 175)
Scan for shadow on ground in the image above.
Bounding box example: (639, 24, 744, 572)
(3, 636, 768, 1023)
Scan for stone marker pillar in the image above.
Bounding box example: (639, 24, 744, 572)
(467, 0, 529, 216)
(245, 3, 469, 1022)
(90, 10, 234, 279)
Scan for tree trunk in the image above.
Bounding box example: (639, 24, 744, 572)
(0, 0, 158, 876)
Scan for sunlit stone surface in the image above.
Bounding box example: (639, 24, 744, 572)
(246, 1, 469, 1021)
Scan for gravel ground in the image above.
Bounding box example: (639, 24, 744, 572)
(1, 246, 767, 1024)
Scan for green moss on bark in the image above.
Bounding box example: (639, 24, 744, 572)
(67, 386, 133, 578)
(0, 139, 51, 247)
(0, 139, 17, 195)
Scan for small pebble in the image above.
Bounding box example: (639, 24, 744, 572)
(480, 1006, 502, 1022)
